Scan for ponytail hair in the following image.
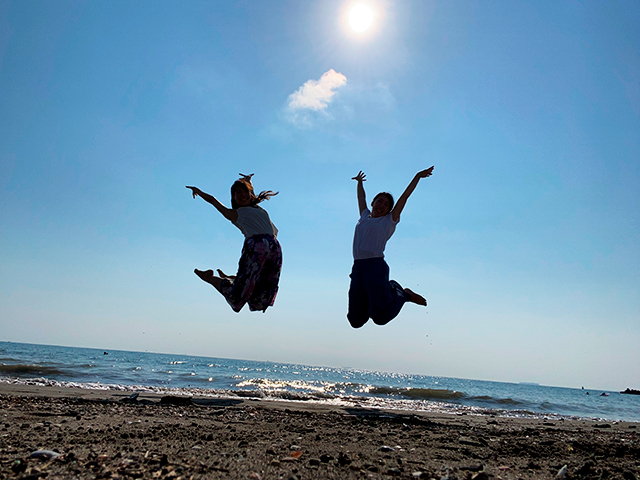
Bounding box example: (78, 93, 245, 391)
(231, 173, 278, 209)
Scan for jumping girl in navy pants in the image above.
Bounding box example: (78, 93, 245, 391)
(348, 168, 434, 328)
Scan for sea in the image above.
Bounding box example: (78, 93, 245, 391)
(1, 341, 638, 423)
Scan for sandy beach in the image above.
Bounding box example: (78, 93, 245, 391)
(1, 384, 638, 479)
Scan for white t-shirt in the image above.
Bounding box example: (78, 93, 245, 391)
(352, 208, 398, 260)
(233, 206, 278, 238)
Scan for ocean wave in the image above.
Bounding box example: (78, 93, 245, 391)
(0, 377, 592, 421)
(179, 375, 220, 384)
(231, 378, 470, 403)
(370, 386, 466, 400)
(77, 363, 98, 369)
(469, 395, 524, 406)
(0, 364, 66, 376)
(236, 377, 334, 395)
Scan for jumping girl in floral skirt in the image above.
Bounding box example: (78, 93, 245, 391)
(186, 174, 282, 313)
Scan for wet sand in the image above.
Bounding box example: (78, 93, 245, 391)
(1, 383, 638, 479)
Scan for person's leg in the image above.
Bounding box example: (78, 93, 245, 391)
(403, 287, 427, 306)
(216, 269, 236, 280)
(347, 261, 370, 328)
(217, 238, 263, 312)
(195, 269, 223, 292)
(368, 260, 410, 326)
(247, 237, 283, 312)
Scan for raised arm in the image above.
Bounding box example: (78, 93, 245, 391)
(351, 171, 368, 215)
(186, 186, 238, 223)
(391, 166, 434, 222)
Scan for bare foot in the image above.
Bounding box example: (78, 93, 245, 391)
(404, 288, 427, 306)
(217, 269, 236, 280)
(194, 269, 215, 284)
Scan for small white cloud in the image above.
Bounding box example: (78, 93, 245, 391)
(276, 71, 397, 135)
(287, 69, 347, 112)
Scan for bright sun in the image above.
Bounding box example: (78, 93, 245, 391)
(349, 4, 374, 33)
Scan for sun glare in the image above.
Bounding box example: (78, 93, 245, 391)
(349, 4, 374, 33)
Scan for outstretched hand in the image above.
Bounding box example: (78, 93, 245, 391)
(185, 186, 201, 199)
(416, 166, 434, 179)
(352, 171, 366, 182)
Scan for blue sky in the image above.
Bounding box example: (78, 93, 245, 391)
(1, 0, 638, 391)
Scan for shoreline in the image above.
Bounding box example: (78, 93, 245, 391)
(1, 377, 635, 424)
(1, 384, 639, 479)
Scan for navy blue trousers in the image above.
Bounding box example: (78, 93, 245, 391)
(347, 258, 409, 328)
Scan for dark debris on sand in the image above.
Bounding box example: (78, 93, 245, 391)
(0, 394, 639, 479)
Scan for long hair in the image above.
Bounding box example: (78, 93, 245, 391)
(230, 173, 278, 209)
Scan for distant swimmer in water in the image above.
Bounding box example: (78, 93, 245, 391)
(347, 168, 433, 328)
(186, 174, 282, 313)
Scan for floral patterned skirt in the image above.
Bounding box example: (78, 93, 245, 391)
(220, 234, 282, 313)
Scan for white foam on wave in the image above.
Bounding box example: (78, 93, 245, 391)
(0, 377, 579, 421)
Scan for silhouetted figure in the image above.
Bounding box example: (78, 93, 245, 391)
(187, 174, 281, 313)
(347, 168, 433, 328)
